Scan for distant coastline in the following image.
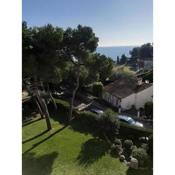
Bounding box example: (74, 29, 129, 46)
(98, 45, 138, 48)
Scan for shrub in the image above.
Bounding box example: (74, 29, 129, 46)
(95, 109, 120, 141)
(144, 102, 153, 118)
(114, 138, 122, 146)
(123, 139, 134, 159)
(132, 148, 149, 167)
(77, 111, 98, 132)
(119, 155, 126, 162)
(92, 82, 103, 97)
(110, 143, 123, 157)
(124, 139, 133, 149)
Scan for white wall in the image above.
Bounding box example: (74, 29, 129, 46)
(120, 93, 135, 110)
(103, 85, 153, 110)
(135, 85, 153, 109)
(120, 85, 153, 110)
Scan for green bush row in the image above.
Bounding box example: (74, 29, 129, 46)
(119, 122, 153, 138)
(76, 110, 119, 142)
(53, 98, 152, 139)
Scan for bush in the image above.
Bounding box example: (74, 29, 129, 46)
(124, 139, 133, 149)
(92, 82, 103, 97)
(111, 138, 123, 157)
(75, 109, 120, 142)
(110, 143, 123, 157)
(132, 148, 149, 167)
(77, 111, 98, 132)
(123, 139, 134, 159)
(114, 138, 122, 146)
(95, 109, 120, 141)
(144, 102, 153, 118)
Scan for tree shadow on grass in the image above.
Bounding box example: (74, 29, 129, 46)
(76, 138, 109, 167)
(126, 168, 153, 175)
(22, 130, 49, 144)
(23, 152, 58, 175)
(23, 125, 68, 155)
(69, 117, 94, 136)
(22, 118, 43, 127)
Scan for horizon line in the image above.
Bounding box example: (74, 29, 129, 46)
(98, 45, 139, 48)
(98, 42, 153, 47)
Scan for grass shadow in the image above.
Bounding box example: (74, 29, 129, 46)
(70, 119, 90, 135)
(23, 125, 68, 155)
(22, 118, 43, 127)
(76, 138, 109, 167)
(23, 152, 58, 175)
(22, 130, 49, 144)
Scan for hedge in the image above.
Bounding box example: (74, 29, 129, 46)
(73, 111, 98, 132)
(119, 122, 153, 138)
(53, 98, 152, 138)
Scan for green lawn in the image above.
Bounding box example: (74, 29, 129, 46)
(22, 116, 152, 175)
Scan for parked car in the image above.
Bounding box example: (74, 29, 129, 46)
(89, 108, 104, 116)
(118, 115, 143, 127)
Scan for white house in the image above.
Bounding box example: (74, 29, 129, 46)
(102, 76, 153, 110)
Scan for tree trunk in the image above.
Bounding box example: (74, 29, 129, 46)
(41, 98, 52, 130)
(47, 83, 57, 110)
(34, 80, 52, 130)
(34, 97, 44, 119)
(68, 65, 80, 122)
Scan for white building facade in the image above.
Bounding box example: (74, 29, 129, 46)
(103, 85, 153, 110)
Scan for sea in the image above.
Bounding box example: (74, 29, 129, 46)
(96, 46, 137, 61)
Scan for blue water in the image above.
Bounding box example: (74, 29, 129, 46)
(96, 46, 137, 60)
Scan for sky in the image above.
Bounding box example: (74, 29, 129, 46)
(23, 0, 153, 47)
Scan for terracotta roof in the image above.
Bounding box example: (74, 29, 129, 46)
(104, 76, 152, 98)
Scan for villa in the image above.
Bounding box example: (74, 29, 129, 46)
(102, 76, 153, 110)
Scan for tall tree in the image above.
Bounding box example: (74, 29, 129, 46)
(62, 25, 99, 122)
(129, 47, 140, 61)
(139, 43, 153, 60)
(22, 22, 64, 130)
(120, 54, 128, 65)
(116, 56, 120, 65)
(93, 54, 113, 82)
(129, 43, 153, 61)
